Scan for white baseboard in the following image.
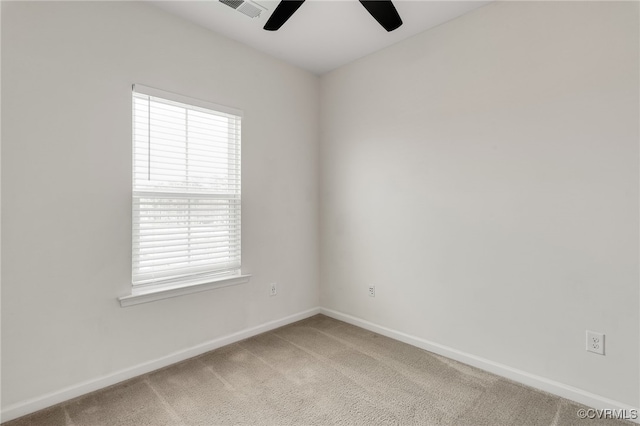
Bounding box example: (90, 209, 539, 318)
(0, 307, 321, 423)
(320, 307, 639, 424)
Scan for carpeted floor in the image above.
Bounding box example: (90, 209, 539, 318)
(3, 314, 633, 425)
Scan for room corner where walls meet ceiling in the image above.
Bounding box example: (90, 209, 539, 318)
(151, 0, 492, 75)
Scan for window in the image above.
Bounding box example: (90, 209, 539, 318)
(131, 85, 242, 295)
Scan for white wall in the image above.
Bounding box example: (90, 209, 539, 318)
(320, 1, 639, 407)
(1, 0, 319, 410)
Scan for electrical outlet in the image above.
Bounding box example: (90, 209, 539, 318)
(368, 285, 375, 297)
(586, 330, 605, 355)
(270, 283, 277, 296)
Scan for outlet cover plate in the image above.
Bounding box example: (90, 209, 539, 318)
(368, 285, 375, 297)
(270, 283, 277, 297)
(586, 330, 605, 355)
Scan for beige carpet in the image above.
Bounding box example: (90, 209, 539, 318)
(3, 315, 632, 426)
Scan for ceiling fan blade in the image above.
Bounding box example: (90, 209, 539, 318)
(264, 0, 306, 31)
(359, 0, 402, 32)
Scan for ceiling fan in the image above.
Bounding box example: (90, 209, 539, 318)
(264, 0, 403, 32)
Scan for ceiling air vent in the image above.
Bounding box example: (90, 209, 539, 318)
(219, 0, 266, 19)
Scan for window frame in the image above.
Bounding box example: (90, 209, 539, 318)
(120, 84, 250, 307)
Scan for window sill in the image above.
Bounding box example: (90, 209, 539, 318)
(118, 274, 251, 307)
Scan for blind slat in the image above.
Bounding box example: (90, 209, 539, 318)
(134, 248, 242, 264)
(135, 240, 241, 255)
(135, 235, 241, 247)
(133, 227, 241, 238)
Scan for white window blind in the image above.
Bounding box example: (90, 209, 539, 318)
(132, 85, 242, 289)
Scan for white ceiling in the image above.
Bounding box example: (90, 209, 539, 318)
(153, 0, 491, 75)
